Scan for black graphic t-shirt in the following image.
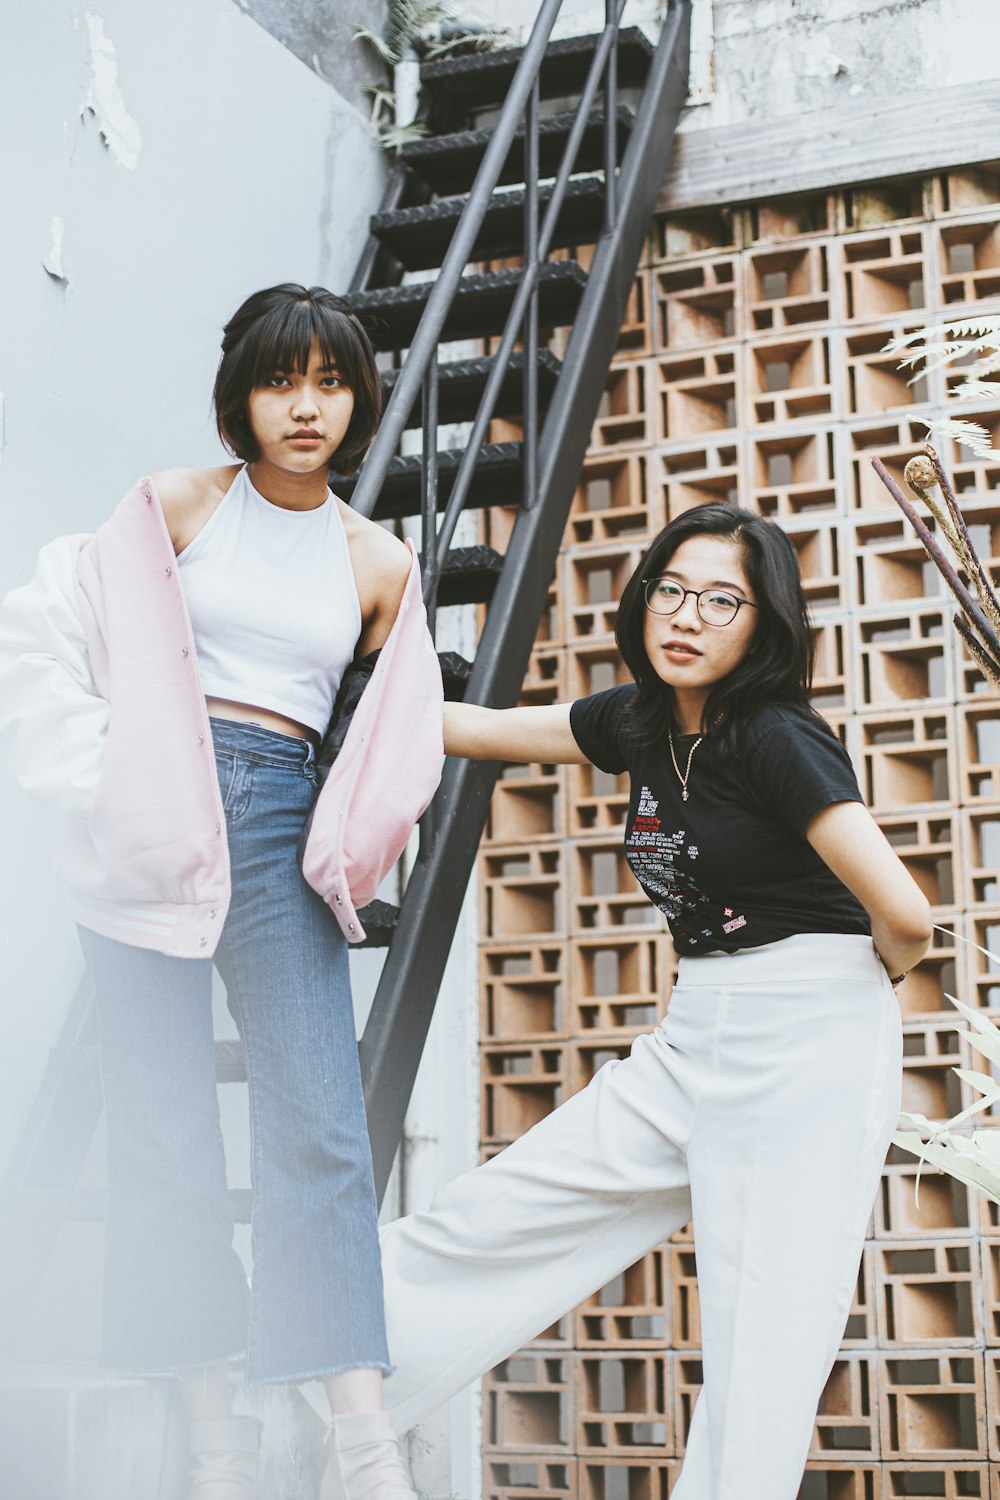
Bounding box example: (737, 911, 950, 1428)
(570, 687, 871, 955)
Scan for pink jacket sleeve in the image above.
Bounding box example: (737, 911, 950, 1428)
(300, 540, 445, 942)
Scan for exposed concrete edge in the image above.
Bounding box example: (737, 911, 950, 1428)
(659, 79, 1000, 211)
(232, 0, 388, 126)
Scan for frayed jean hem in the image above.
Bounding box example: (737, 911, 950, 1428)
(245, 1359, 395, 1387)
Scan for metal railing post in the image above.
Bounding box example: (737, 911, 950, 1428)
(420, 354, 440, 641)
(523, 77, 540, 511)
(603, 0, 619, 232)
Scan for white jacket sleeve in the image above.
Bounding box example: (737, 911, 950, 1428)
(0, 537, 108, 818)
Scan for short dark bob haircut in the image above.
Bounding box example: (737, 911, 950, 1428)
(213, 283, 382, 475)
(615, 502, 824, 757)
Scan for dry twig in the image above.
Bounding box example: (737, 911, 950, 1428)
(871, 445, 1000, 691)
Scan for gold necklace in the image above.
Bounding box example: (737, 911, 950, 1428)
(668, 727, 703, 801)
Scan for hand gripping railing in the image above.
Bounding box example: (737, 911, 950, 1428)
(348, 0, 629, 614)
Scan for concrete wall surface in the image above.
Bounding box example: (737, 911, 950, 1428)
(0, 0, 386, 1176)
(698, 0, 1000, 130)
(470, 0, 1000, 126)
(238, 0, 389, 116)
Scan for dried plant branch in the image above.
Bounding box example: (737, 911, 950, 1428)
(955, 614, 1000, 691)
(871, 457, 998, 644)
(904, 450, 997, 635)
(871, 448, 1000, 691)
(924, 447, 1000, 639)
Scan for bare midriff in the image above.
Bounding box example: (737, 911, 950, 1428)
(205, 696, 319, 742)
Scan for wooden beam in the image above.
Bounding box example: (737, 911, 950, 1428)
(658, 80, 1000, 212)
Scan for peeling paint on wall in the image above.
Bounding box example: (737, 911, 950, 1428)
(41, 217, 70, 284)
(82, 13, 142, 169)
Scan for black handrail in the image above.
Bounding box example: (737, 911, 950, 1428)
(423, 0, 628, 589)
(347, 0, 565, 521)
(603, 0, 619, 231)
(523, 73, 540, 511)
(349, 0, 628, 558)
(360, 0, 692, 1199)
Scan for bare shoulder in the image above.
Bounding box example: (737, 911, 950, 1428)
(337, 501, 411, 591)
(336, 500, 415, 648)
(152, 464, 241, 552)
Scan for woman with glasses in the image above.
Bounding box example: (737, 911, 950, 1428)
(375, 502, 931, 1499)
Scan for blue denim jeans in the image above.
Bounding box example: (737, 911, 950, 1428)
(78, 717, 391, 1383)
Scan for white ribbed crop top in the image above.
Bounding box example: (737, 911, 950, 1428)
(176, 465, 362, 735)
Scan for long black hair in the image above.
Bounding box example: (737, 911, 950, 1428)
(213, 283, 382, 475)
(615, 503, 822, 756)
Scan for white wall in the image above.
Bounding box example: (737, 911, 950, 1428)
(697, 0, 1000, 130)
(0, 0, 386, 1175)
(470, 0, 1000, 126)
(477, 0, 664, 42)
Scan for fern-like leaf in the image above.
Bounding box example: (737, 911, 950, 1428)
(928, 418, 1000, 460)
(949, 379, 1000, 403)
(886, 316, 1000, 352)
(891, 340, 985, 373)
(972, 347, 1000, 373)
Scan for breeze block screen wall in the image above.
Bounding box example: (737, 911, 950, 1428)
(477, 164, 1000, 1499)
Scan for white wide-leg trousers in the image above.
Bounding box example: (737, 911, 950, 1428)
(380, 933, 902, 1499)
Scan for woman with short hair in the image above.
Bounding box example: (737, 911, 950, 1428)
(0, 283, 435, 1500)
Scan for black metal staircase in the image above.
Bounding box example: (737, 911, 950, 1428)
(0, 0, 691, 1428)
(343, 0, 692, 1197)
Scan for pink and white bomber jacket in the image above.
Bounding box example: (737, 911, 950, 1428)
(0, 477, 444, 957)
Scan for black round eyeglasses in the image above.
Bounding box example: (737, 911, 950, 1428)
(643, 578, 759, 627)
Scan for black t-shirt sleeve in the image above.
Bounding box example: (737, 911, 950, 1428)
(744, 710, 865, 835)
(569, 686, 636, 775)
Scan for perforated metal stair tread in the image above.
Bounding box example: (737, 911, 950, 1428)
(372, 177, 608, 271)
(355, 900, 400, 948)
(348, 261, 587, 347)
(438, 651, 473, 702)
(381, 351, 561, 427)
(420, 27, 654, 112)
(400, 105, 635, 196)
(439, 545, 504, 606)
(333, 442, 523, 521)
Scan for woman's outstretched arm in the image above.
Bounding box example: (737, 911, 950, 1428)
(806, 800, 933, 981)
(445, 701, 589, 765)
